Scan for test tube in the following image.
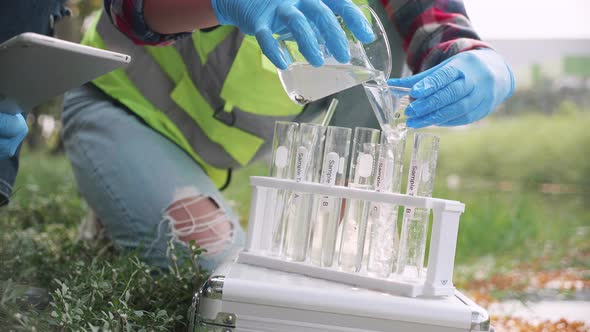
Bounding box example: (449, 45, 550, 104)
(396, 133, 440, 280)
(283, 123, 324, 261)
(265, 121, 298, 255)
(309, 126, 352, 267)
(365, 129, 407, 277)
(338, 127, 380, 272)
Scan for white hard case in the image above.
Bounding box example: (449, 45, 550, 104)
(195, 262, 492, 332)
(195, 176, 492, 331)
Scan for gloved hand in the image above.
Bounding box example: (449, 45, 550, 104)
(0, 101, 28, 159)
(211, 0, 375, 69)
(388, 49, 515, 128)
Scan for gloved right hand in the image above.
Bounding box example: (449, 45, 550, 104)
(0, 112, 28, 159)
(211, 0, 375, 69)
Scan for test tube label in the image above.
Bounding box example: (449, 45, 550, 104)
(371, 157, 394, 217)
(294, 146, 309, 182)
(291, 146, 310, 204)
(275, 146, 289, 168)
(358, 153, 374, 178)
(375, 157, 394, 193)
(403, 158, 422, 220)
(321, 152, 339, 186)
(320, 152, 339, 211)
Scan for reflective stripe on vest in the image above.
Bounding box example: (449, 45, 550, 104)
(82, 16, 230, 187)
(87, 12, 303, 175)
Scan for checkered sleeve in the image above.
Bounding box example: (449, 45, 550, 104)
(379, 0, 491, 73)
(104, 0, 191, 45)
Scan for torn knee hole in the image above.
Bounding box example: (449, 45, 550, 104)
(164, 195, 233, 256)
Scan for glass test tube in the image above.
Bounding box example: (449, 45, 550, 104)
(338, 127, 380, 272)
(396, 133, 440, 280)
(265, 121, 298, 255)
(309, 126, 352, 267)
(366, 129, 407, 277)
(283, 123, 324, 261)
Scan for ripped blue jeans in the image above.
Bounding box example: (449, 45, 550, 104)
(62, 85, 246, 271)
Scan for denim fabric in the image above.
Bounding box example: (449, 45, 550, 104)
(0, 1, 69, 44)
(0, 0, 69, 206)
(0, 151, 19, 206)
(62, 84, 246, 270)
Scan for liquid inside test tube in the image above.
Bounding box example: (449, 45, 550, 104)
(309, 126, 352, 267)
(265, 121, 298, 255)
(396, 133, 440, 280)
(338, 127, 380, 272)
(366, 129, 406, 277)
(283, 123, 324, 261)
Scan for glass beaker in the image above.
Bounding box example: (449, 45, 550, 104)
(264, 121, 299, 255)
(363, 83, 411, 140)
(396, 133, 440, 281)
(277, 5, 392, 105)
(338, 127, 380, 272)
(309, 126, 352, 267)
(283, 123, 324, 261)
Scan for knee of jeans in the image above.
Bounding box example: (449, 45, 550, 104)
(163, 193, 234, 257)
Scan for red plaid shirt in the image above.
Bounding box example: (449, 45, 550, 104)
(103, 0, 489, 73)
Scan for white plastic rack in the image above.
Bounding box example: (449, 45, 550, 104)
(237, 176, 465, 298)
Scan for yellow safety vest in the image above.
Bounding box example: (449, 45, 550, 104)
(83, 12, 304, 188)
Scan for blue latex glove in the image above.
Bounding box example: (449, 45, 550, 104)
(211, 0, 375, 69)
(0, 113, 28, 159)
(0, 100, 28, 159)
(388, 49, 515, 128)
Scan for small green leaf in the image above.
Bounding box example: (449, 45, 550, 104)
(156, 310, 166, 318)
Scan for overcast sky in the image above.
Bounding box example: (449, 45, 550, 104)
(463, 0, 590, 40)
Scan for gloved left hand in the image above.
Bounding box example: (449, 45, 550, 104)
(211, 0, 375, 69)
(0, 99, 28, 159)
(388, 49, 515, 128)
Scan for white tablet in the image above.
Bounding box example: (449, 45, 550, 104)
(0, 32, 131, 113)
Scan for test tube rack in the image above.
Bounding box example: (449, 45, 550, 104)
(237, 176, 465, 298)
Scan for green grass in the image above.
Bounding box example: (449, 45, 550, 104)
(431, 110, 590, 187)
(430, 111, 590, 269)
(1, 153, 207, 331)
(1, 111, 589, 330)
(441, 188, 588, 268)
(1, 151, 86, 229)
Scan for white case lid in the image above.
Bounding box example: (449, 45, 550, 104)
(222, 263, 473, 329)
